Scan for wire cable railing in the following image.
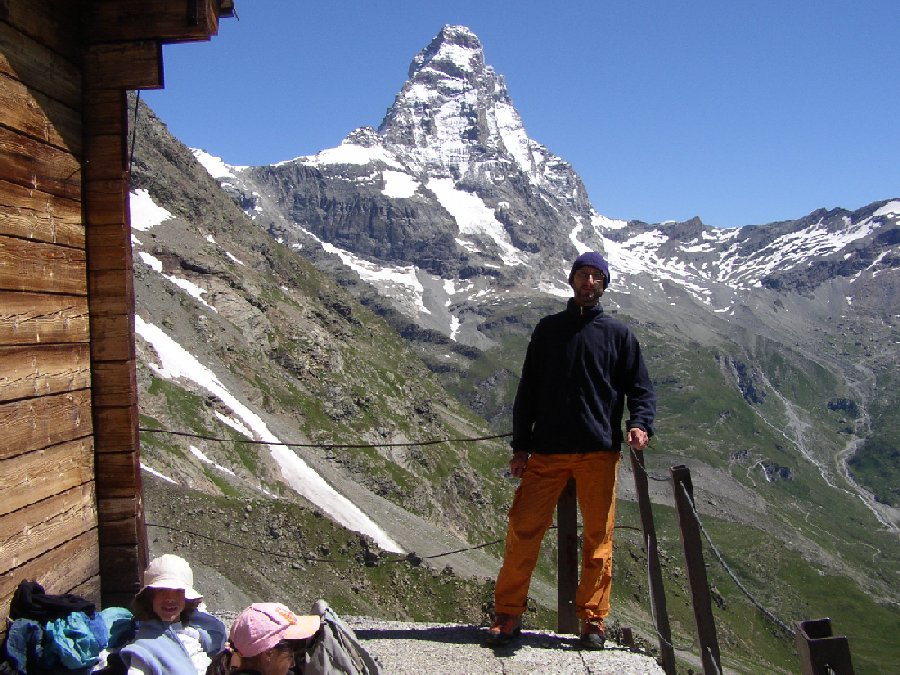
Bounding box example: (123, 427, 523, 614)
(143, 424, 800, 658)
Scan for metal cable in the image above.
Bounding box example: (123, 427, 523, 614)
(140, 426, 510, 449)
(679, 483, 797, 638)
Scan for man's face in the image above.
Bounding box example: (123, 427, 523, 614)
(571, 266, 605, 307)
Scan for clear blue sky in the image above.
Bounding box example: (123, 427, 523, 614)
(143, 0, 899, 229)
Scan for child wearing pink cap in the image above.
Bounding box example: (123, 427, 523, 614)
(215, 603, 320, 675)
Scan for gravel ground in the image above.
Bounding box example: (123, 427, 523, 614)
(343, 617, 666, 674)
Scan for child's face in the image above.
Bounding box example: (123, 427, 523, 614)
(151, 587, 186, 622)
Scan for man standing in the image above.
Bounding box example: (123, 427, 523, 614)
(487, 251, 656, 649)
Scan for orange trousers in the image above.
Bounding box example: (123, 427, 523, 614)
(494, 451, 619, 621)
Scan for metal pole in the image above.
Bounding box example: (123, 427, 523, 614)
(631, 450, 677, 674)
(557, 477, 579, 634)
(671, 465, 722, 675)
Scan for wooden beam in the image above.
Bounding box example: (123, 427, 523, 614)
(0, 234, 87, 295)
(91, 360, 137, 409)
(0, 179, 83, 247)
(83, 181, 129, 227)
(92, 405, 138, 452)
(0, 0, 82, 63)
(96, 494, 145, 540)
(0, 437, 93, 517)
(0, 343, 91, 402)
(85, 0, 223, 44)
(87, 313, 133, 361)
(0, 528, 100, 623)
(0, 483, 97, 576)
(84, 41, 163, 91)
(0, 389, 92, 459)
(87, 268, 134, 315)
(0, 15, 81, 109)
(0, 72, 81, 153)
(0, 126, 81, 200)
(83, 133, 127, 182)
(83, 92, 127, 138)
(0, 291, 89, 345)
(87, 222, 134, 273)
(99, 541, 144, 606)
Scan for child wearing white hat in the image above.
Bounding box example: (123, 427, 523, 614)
(120, 554, 226, 675)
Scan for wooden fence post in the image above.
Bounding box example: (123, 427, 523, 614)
(671, 465, 722, 675)
(631, 450, 677, 674)
(796, 618, 855, 674)
(557, 477, 579, 634)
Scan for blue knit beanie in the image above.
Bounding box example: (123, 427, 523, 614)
(568, 251, 610, 287)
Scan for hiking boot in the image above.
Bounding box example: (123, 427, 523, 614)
(579, 618, 606, 650)
(485, 613, 522, 646)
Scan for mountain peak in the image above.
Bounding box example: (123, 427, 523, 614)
(408, 25, 485, 81)
(379, 25, 527, 178)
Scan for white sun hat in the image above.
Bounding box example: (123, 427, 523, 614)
(141, 554, 202, 600)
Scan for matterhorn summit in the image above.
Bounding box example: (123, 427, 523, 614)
(379, 26, 548, 184)
(224, 24, 599, 325)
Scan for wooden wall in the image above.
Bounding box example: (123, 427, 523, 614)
(0, 0, 231, 626)
(0, 0, 101, 618)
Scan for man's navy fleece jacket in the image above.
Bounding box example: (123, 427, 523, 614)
(512, 299, 656, 454)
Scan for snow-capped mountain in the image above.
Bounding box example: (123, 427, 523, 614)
(202, 25, 898, 355)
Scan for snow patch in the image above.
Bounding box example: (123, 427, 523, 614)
(381, 170, 420, 198)
(130, 190, 172, 231)
(191, 149, 239, 179)
(873, 200, 900, 218)
(141, 464, 177, 484)
(189, 445, 236, 476)
(135, 316, 403, 553)
(428, 178, 526, 266)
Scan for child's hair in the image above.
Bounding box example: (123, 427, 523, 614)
(132, 587, 201, 624)
(203, 646, 233, 675)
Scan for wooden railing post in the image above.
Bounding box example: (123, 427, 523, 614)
(557, 477, 579, 634)
(671, 465, 722, 675)
(631, 450, 677, 674)
(796, 618, 855, 674)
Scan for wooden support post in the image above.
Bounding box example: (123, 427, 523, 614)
(631, 450, 677, 674)
(671, 465, 722, 675)
(620, 626, 635, 650)
(557, 477, 579, 635)
(82, 86, 147, 606)
(795, 618, 854, 675)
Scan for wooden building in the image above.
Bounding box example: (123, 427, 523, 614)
(0, 0, 234, 625)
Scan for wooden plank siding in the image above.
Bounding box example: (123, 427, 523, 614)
(0, 0, 96, 622)
(0, 0, 234, 625)
(0, 291, 89, 344)
(0, 180, 83, 247)
(0, 483, 98, 577)
(0, 437, 94, 517)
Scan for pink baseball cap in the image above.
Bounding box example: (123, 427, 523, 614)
(230, 603, 321, 657)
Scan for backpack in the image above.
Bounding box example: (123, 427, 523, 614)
(300, 600, 380, 675)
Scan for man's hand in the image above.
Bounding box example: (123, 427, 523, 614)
(627, 427, 649, 451)
(510, 451, 530, 478)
